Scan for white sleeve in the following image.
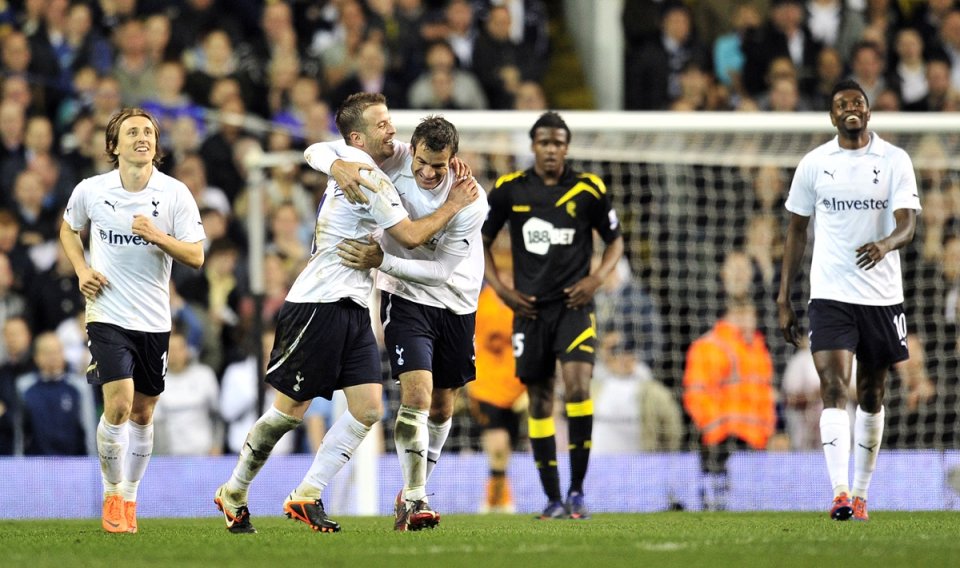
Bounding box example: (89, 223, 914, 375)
(378, 248, 464, 286)
(785, 155, 816, 216)
(891, 149, 922, 211)
(63, 180, 90, 230)
(304, 140, 350, 174)
(173, 184, 206, 243)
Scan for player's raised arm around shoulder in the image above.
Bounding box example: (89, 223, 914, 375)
(385, 174, 479, 248)
(305, 140, 379, 204)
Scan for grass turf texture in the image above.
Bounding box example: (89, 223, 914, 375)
(2, 512, 959, 567)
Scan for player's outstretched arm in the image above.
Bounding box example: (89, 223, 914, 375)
(132, 214, 204, 269)
(60, 220, 109, 300)
(777, 213, 810, 347)
(855, 208, 917, 271)
(386, 175, 479, 249)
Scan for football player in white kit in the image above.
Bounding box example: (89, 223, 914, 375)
(778, 79, 921, 522)
(214, 94, 479, 534)
(60, 108, 206, 533)
(307, 116, 488, 531)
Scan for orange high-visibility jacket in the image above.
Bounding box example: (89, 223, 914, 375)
(469, 285, 526, 409)
(682, 320, 776, 450)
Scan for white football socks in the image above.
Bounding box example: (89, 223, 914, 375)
(425, 418, 452, 481)
(297, 410, 371, 498)
(227, 406, 302, 497)
(97, 416, 128, 495)
(820, 408, 851, 496)
(395, 405, 429, 502)
(852, 405, 885, 501)
(120, 420, 153, 502)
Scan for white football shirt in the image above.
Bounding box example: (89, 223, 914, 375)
(63, 169, 206, 332)
(292, 145, 408, 306)
(786, 133, 922, 305)
(376, 141, 488, 315)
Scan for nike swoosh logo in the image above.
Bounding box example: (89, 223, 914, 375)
(104, 519, 121, 528)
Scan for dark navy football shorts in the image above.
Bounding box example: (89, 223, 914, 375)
(380, 292, 476, 388)
(513, 300, 597, 384)
(86, 322, 170, 397)
(807, 299, 909, 368)
(265, 299, 381, 402)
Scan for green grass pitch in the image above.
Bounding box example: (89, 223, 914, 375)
(2, 512, 959, 567)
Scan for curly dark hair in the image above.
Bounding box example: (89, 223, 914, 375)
(410, 115, 459, 155)
(529, 111, 571, 143)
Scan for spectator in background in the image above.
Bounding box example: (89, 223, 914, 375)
(2, 30, 48, 116)
(143, 12, 173, 64)
(445, 0, 479, 70)
(184, 29, 258, 112)
(141, 61, 205, 149)
(904, 57, 960, 111)
(0, 209, 36, 293)
(0, 100, 25, 172)
(63, 2, 113, 77)
(329, 39, 407, 111)
(847, 41, 890, 106)
(0, 251, 34, 333)
(932, 10, 960, 91)
(317, 0, 370, 92)
(407, 41, 488, 110)
(805, 0, 865, 64)
(809, 46, 846, 110)
(15, 332, 96, 455)
(683, 299, 776, 511)
(473, 5, 529, 109)
(152, 330, 221, 456)
(174, 153, 231, 217)
(265, 202, 310, 280)
(625, 3, 710, 110)
(199, 94, 249, 204)
(593, 331, 683, 454)
(742, 0, 822, 98)
(167, 0, 244, 63)
(713, 1, 763, 100)
(111, 18, 156, 107)
(11, 170, 60, 249)
(90, 75, 122, 129)
(891, 28, 928, 108)
(595, 257, 662, 369)
(0, 317, 34, 454)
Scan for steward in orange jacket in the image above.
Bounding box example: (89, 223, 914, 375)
(683, 301, 776, 451)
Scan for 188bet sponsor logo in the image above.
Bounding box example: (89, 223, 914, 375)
(522, 217, 575, 255)
(99, 228, 151, 246)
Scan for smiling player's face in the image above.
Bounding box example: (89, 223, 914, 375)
(411, 142, 453, 190)
(830, 89, 870, 138)
(114, 116, 157, 167)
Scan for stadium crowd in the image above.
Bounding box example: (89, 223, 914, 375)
(0, 0, 957, 505)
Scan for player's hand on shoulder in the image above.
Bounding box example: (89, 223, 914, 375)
(337, 236, 384, 270)
(332, 159, 376, 205)
(447, 175, 479, 210)
(450, 156, 473, 180)
(563, 275, 603, 309)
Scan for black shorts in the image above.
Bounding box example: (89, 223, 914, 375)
(807, 299, 909, 368)
(469, 398, 521, 440)
(513, 301, 596, 384)
(381, 292, 476, 389)
(86, 322, 170, 397)
(265, 300, 381, 402)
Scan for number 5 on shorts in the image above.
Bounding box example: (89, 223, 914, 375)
(512, 333, 525, 357)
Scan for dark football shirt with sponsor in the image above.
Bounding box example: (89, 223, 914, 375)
(481, 166, 621, 305)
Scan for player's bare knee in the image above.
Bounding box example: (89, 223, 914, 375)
(354, 404, 383, 427)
